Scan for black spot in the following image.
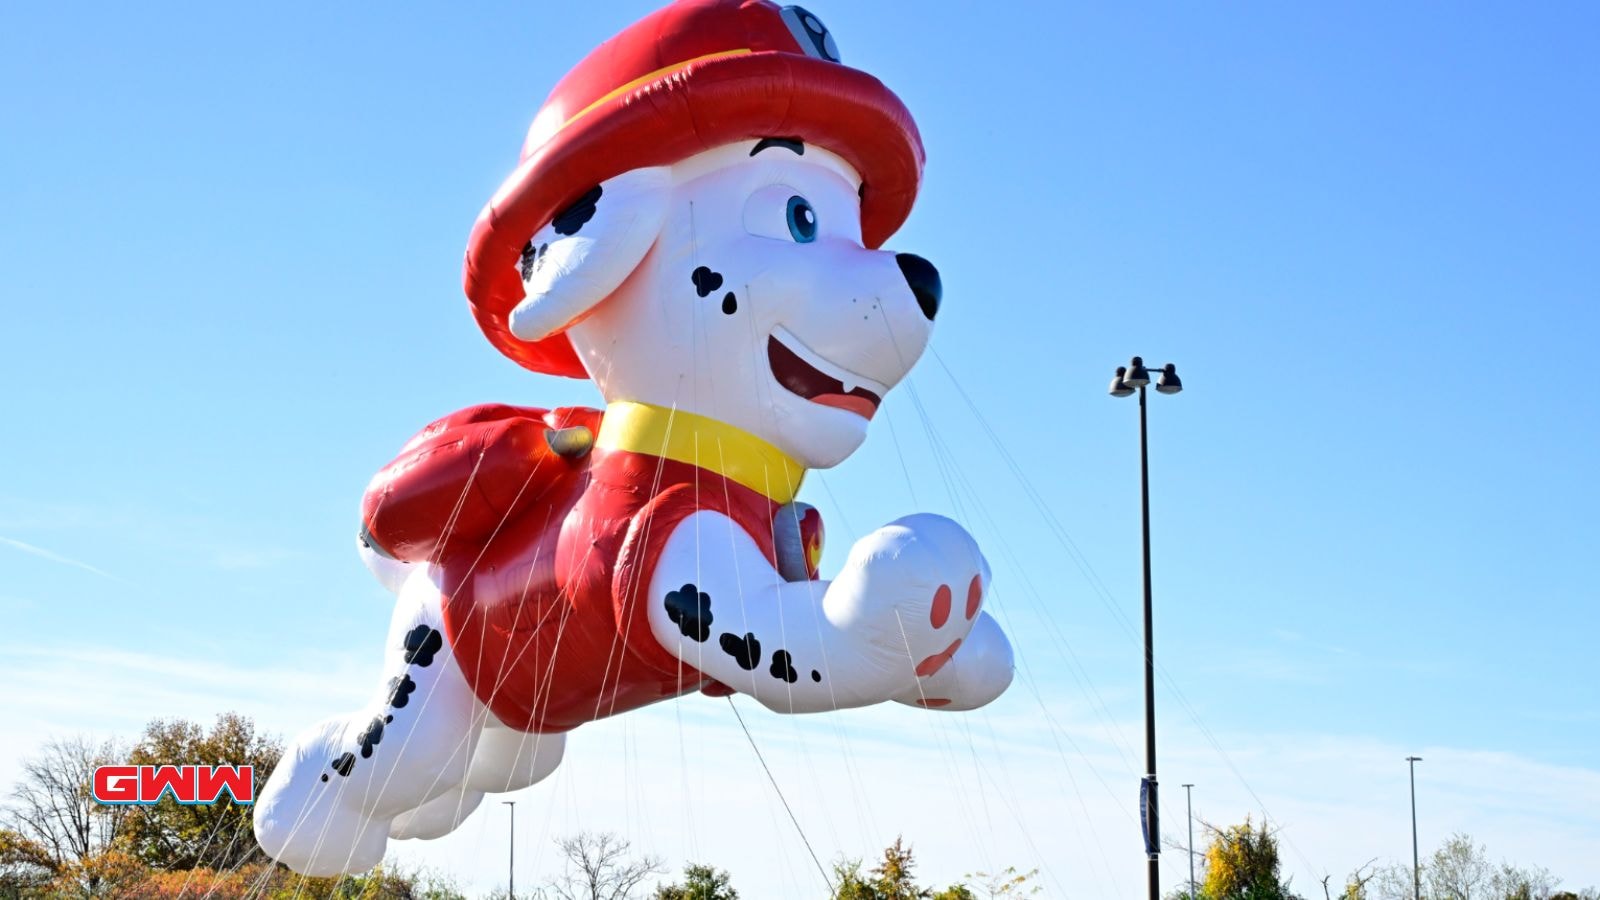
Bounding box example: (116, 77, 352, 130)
(769, 649, 798, 684)
(811, 669, 821, 683)
(721, 291, 738, 315)
(664, 583, 713, 642)
(357, 716, 386, 760)
(331, 753, 355, 777)
(320, 774, 329, 782)
(691, 266, 724, 298)
(386, 673, 417, 708)
(385, 715, 393, 724)
(519, 242, 537, 280)
(519, 242, 550, 280)
(403, 625, 443, 667)
(751, 137, 805, 157)
(552, 185, 602, 236)
(719, 632, 762, 671)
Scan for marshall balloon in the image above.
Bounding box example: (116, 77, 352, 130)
(255, 0, 1015, 874)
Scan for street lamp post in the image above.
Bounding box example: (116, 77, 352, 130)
(1182, 783, 1196, 899)
(503, 800, 517, 900)
(1407, 756, 1422, 900)
(1110, 356, 1183, 900)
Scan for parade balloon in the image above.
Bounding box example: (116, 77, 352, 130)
(255, 0, 1014, 875)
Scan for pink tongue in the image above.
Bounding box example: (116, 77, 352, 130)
(812, 393, 877, 420)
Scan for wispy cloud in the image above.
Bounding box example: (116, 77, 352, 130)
(0, 642, 374, 810)
(0, 497, 313, 576)
(0, 535, 120, 580)
(0, 497, 118, 531)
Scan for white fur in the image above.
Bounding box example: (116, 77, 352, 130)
(558, 141, 932, 468)
(508, 166, 672, 342)
(259, 140, 1014, 875)
(647, 511, 1001, 713)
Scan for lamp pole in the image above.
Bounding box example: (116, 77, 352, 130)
(1110, 356, 1183, 900)
(1407, 757, 1422, 900)
(1182, 783, 1196, 899)
(503, 800, 516, 899)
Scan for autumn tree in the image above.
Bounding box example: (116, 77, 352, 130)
(134, 860, 466, 899)
(832, 857, 873, 898)
(0, 827, 55, 895)
(831, 838, 1011, 900)
(966, 867, 1042, 899)
(835, 837, 929, 900)
(654, 862, 738, 899)
(873, 837, 924, 900)
(1198, 816, 1302, 900)
(43, 848, 147, 898)
(119, 712, 283, 872)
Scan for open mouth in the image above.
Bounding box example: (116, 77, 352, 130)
(767, 328, 885, 420)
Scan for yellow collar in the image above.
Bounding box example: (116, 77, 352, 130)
(594, 401, 806, 505)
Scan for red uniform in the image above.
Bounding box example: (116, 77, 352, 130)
(361, 402, 816, 734)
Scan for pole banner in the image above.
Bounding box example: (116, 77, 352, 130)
(1141, 776, 1161, 858)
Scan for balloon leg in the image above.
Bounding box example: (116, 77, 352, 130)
(891, 610, 1014, 711)
(254, 570, 483, 875)
(389, 719, 567, 840)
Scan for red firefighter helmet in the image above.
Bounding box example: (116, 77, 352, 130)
(463, 0, 926, 377)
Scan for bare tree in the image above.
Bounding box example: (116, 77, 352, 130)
(1367, 833, 1577, 900)
(1163, 830, 1206, 897)
(969, 865, 1043, 898)
(1368, 862, 1417, 900)
(546, 831, 665, 900)
(1321, 858, 1378, 900)
(1426, 832, 1494, 899)
(1492, 861, 1562, 900)
(2, 736, 127, 875)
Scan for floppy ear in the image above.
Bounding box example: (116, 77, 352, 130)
(507, 166, 672, 342)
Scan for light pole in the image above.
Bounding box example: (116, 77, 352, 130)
(1407, 756, 1422, 900)
(1182, 783, 1196, 899)
(503, 799, 516, 899)
(1109, 355, 1183, 900)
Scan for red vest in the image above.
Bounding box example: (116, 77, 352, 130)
(362, 403, 810, 733)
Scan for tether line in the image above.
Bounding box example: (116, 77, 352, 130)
(724, 696, 834, 894)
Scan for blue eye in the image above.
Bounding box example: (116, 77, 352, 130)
(786, 196, 817, 243)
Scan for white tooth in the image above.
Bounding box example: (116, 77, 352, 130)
(841, 379, 856, 394)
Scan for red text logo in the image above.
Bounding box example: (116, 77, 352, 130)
(92, 765, 254, 805)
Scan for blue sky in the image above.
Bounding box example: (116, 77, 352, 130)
(2, 1, 1597, 896)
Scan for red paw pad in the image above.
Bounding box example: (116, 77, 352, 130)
(966, 575, 983, 620)
(914, 698, 952, 708)
(930, 584, 952, 628)
(915, 638, 962, 677)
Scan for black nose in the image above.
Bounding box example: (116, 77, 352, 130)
(895, 252, 941, 321)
